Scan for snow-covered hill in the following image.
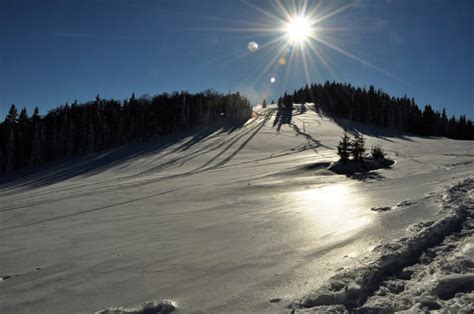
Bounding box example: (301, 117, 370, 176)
(0, 108, 472, 313)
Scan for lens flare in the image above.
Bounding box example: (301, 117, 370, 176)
(199, 0, 397, 98)
(248, 41, 259, 52)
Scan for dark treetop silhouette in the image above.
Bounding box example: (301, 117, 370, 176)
(1, 81, 473, 175)
(0, 90, 251, 174)
(273, 81, 473, 140)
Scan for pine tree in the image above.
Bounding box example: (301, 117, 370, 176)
(0, 149, 4, 173)
(5, 104, 18, 125)
(16, 108, 29, 167)
(30, 123, 42, 165)
(440, 109, 449, 137)
(46, 117, 58, 161)
(87, 119, 95, 153)
(5, 127, 15, 172)
(337, 132, 351, 163)
(4, 105, 18, 172)
(30, 107, 43, 165)
(351, 132, 365, 161)
(273, 97, 283, 128)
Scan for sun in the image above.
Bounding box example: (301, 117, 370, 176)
(286, 16, 312, 44)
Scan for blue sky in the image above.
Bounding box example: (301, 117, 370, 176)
(0, 0, 472, 119)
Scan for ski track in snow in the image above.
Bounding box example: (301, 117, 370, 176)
(0, 110, 275, 211)
(1, 107, 473, 313)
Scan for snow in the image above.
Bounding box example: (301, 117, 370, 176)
(97, 299, 176, 314)
(291, 177, 473, 312)
(0, 108, 473, 313)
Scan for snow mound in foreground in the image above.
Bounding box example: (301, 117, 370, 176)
(96, 299, 176, 314)
(290, 177, 474, 313)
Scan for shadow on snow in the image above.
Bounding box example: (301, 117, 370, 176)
(0, 122, 245, 193)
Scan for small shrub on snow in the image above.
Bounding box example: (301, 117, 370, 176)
(371, 145, 385, 160)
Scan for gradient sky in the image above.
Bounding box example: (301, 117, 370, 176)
(0, 0, 473, 119)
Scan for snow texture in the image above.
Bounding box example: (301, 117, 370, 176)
(290, 177, 474, 313)
(1, 108, 473, 313)
(97, 299, 176, 314)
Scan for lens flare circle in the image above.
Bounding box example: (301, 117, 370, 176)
(248, 41, 259, 52)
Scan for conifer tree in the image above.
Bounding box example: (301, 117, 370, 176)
(30, 107, 42, 165)
(87, 119, 95, 153)
(5, 104, 18, 125)
(351, 132, 365, 161)
(5, 127, 15, 172)
(4, 105, 18, 172)
(0, 149, 4, 173)
(16, 108, 29, 167)
(337, 132, 351, 163)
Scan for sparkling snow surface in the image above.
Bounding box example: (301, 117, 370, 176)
(0, 108, 472, 313)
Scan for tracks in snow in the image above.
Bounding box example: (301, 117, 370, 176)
(0, 110, 274, 214)
(289, 177, 474, 313)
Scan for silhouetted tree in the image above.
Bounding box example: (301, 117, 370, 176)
(16, 107, 29, 167)
(337, 132, 351, 163)
(3, 105, 18, 172)
(351, 132, 365, 161)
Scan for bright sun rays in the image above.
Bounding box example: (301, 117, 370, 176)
(285, 16, 312, 44)
(192, 0, 398, 101)
(235, 0, 370, 97)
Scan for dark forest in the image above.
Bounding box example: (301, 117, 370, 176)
(1, 82, 472, 174)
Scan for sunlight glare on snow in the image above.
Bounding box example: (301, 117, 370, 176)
(293, 183, 372, 236)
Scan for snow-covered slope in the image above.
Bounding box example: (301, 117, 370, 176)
(0, 108, 472, 313)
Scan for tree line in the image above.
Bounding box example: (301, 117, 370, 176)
(0, 90, 252, 174)
(275, 81, 473, 140)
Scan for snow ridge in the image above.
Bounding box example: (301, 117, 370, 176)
(289, 177, 474, 313)
(96, 299, 176, 314)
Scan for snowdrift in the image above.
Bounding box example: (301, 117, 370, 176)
(290, 177, 473, 313)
